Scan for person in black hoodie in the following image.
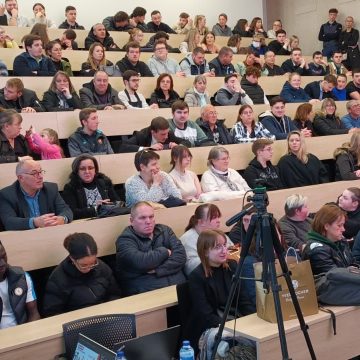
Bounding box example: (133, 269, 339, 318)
(195, 104, 232, 145)
(338, 187, 360, 239)
(43, 232, 121, 317)
(116, 42, 153, 76)
(62, 154, 121, 220)
(147, 10, 176, 34)
(149, 73, 180, 108)
(240, 66, 269, 104)
(243, 138, 283, 190)
(84, 23, 119, 51)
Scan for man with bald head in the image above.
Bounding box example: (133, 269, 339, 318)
(84, 23, 119, 50)
(195, 104, 232, 145)
(0, 159, 73, 230)
(115, 201, 186, 295)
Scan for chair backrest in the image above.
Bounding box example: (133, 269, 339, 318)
(62, 313, 136, 359)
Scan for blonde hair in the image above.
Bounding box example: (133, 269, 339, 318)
(184, 29, 200, 52)
(87, 42, 106, 70)
(287, 131, 308, 163)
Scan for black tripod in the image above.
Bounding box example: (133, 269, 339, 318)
(210, 187, 316, 360)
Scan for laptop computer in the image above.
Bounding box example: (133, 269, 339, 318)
(72, 333, 117, 360)
(115, 325, 181, 360)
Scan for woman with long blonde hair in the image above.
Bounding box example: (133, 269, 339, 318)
(179, 28, 201, 53)
(277, 131, 328, 187)
(80, 42, 114, 76)
(193, 15, 208, 36)
(334, 130, 360, 180)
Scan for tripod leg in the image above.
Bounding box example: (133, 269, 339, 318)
(260, 214, 290, 360)
(209, 215, 258, 360)
(270, 216, 317, 360)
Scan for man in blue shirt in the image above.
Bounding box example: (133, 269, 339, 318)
(341, 100, 360, 129)
(0, 159, 72, 230)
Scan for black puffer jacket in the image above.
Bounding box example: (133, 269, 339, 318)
(84, 28, 120, 51)
(302, 231, 353, 275)
(43, 257, 121, 316)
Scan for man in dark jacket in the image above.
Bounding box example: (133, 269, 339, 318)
(116, 42, 153, 77)
(267, 30, 290, 55)
(115, 201, 186, 296)
(304, 74, 337, 100)
(281, 48, 310, 75)
(195, 104, 232, 145)
(126, 116, 190, 151)
(259, 96, 297, 139)
(0, 78, 43, 112)
(263, 51, 285, 76)
(240, 66, 269, 104)
(129, 6, 148, 32)
(318, 8, 342, 59)
(13, 35, 56, 76)
(0, 240, 40, 328)
(102, 11, 132, 31)
(179, 47, 212, 76)
(147, 10, 176, 33)
(208, 47, 236, 76)
(84, 23, 119, 51)
(0, 159, 73, 231)
(338, 188, 360, 239)
(67, 108, 114, 157)
(58, 5, 85, 29)
(79, 70, 126, 110)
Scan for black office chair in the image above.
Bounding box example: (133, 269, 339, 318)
(62, 313, 136, 359)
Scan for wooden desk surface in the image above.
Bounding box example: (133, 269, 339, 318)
(226, 305, 360, 359)
(0, 285, 177, 360)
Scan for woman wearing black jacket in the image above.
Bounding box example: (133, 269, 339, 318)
(43, 232, 121, 317)
(149, 73, 180, 108)
(62, 154, 119, 220)
(42, 71, 82, 112)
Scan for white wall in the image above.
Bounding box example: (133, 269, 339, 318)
(16, 0, 264, 31)
(266, 0, 360, 55)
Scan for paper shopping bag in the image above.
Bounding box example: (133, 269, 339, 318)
(254, 258, 318, 323)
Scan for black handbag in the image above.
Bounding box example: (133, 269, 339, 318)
(96, 201, 130, 218)
(158, 196, 186, 208)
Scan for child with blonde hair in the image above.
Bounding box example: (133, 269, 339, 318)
(25, 127, 63, 159)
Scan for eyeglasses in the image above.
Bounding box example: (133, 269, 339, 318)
(206, 111, 218, 116)
(213, 243, 227, 251)
(74, 258, 99, 270)
(22, 170, 46, 177)
(79, 166, 95, 172)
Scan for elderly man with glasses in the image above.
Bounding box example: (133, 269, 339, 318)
(0, 158, 73, 230)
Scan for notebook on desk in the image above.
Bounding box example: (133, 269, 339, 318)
(72, 333, 117, 360)
(115, 325, 181, 360)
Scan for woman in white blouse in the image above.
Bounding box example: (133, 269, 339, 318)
(169, 145, 202, 202)
(200, 146, 250, 201)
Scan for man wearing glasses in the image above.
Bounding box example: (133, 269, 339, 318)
(147, 40, 185, 77)
(0, 159, 73, 231)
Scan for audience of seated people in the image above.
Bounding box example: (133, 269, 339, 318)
(43, 232, 121, 317)
(3, 5, 360, 341)
(168, 145, 202, 202)
(0, 158, 73, 231)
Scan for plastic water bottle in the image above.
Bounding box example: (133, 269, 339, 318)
(179, 340, 194, 360)
(116, 350, 127, 360)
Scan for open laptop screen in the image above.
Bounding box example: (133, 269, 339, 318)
(72, 333, 117, 360)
